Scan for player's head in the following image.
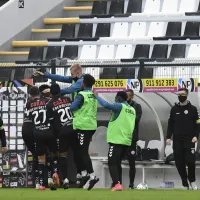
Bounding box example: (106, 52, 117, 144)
(70, 64, 82, 79)
(82, 74, 95, 89)
(126, 89, 134, 103)
(39, 84, 51, 99)
(115, 91, 128, 103)
(50, 83, 61, 97)
(177, 88, 189, 103)
(29, 86, 40, 98)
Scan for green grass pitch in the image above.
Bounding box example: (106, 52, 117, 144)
(0, 189, 200, 200)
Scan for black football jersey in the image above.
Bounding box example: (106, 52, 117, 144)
(26, 97, 51, 131)
(46, 96, 73, 132)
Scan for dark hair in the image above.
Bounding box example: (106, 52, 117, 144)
(39, 84, 50, 93)
(29, 86, 40, 96)
(83, 74, 96, 87)
(126, 89, 134, 96)
(50, 83, 61, 96)
(178, 87, 189, 95)
(116, 91, 128, 101)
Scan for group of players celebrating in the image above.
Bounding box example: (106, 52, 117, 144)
(22, 64, 138, 191)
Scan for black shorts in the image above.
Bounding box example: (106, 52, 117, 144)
(33, 129, 58, 156)
(58, 126, 76, 153)
(22, 123, 36, 154)
(123, 140, 137, 160)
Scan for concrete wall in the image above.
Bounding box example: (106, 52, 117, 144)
(0, 0, 76, 51)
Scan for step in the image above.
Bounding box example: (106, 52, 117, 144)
(0, 51, 29, 55)
(32, 29, 61, 33)
(0, 63, 16, 66)
(44, 18, 80, 24)
(12, 41, 48, 47)
(64, 6, 92, 11)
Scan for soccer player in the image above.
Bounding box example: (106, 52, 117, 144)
(26, 86, 58, 190)
(39, 84, 51, 99)
(46, 83, 78, 189)
(167, 88, 200, 190)
(126, 89, 142, 189)
(34, 64, 84, 98)
(70, 74, 99, 190)
(0, 117, 7, 153)
(22, 97, 39, 189)
(94, 91, 136, 191)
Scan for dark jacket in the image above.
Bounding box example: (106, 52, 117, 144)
(0, 118, 6, 147)
(167, 101, 200, 140)
(129, 100, 142, 141)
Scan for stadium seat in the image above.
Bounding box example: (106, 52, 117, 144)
(148, 22, 166, 37)
(60, 24, 75, 38)
(100, 68, 118, 79)
(153, 67, 172, 78)
(28, 47, 44, 60)
(115, 45, 133, 59)
(95, 23, 110, 37)
(165, 141, 173, 157)
(178, 0, 198, 12)
(187, 44, 200, 58)
(98, 45, 115, 59)
(117, 67, 135, 79)
(92, 1, 107, 15)
(126, 0, 142, 14)
(14, 69, 25, 80)
(129, 22, 146, 37)
(109, 0, 124, 15)
(0, 69, 12, 81)
(111, 22, 128, 37)
(161, 0, 179, 13)
(138, 68, 153, 78)
(144, 0, 161, 13)
(133, 45, 150, 58)
(62, 45, 78, 59)
(151, 45, 168, 59)
(79, 45, 97, 59)
(169, 44, 186, 58)
(85, 67, 100, 80)
(78, 23, 93, 38)
(137, 140, 145, 149)
(165, 22, 182, 37)
(45, 46, 61, 60)
(184, 22, 200, 37)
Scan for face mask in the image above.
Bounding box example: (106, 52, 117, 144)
(178, 96, 187, 103)
(73, 77, 79, 82)
(115, 96, 124, 103)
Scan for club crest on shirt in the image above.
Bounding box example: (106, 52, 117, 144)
(184, 110, 188, 114)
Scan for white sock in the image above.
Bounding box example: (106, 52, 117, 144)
(81, 170, 87, 177)
(76, 173, 82, 178)
(90, 173, 95, 180)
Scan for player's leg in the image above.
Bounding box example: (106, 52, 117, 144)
(22, 125, 39, 189)
(173, 140, 189, 189)
(70, 131, 83, 185)
(47, 133, 59, 190)
(78, 130, 99, 190)
(127, 140, 137, 189)
(58, 127, 71, 189)
(34, 133, 46, 190)
(108, 144, 123, 191)
(185, 141, 197, 190)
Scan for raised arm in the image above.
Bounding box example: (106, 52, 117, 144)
(44, 72, 73, 83)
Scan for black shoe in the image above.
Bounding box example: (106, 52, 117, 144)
(129, 184, 134, 189)
(63, 182, 69, 190)
(88, 177, 99, 191)
(50, 186, 57, 190)
(78, 175, 90, 188)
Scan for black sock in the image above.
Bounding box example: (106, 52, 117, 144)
(33, 157, 39, 184)
(52, 156, 59, 175)
(46, 156, 53, 178)
(59, 156, 68, 180)
(38, 161, 45, 186)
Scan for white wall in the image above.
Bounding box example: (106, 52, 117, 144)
(0, 0, 64, 46)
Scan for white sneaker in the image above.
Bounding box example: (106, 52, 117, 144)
(63, 178, 69, 189)
(35, 183, 40, 190)
(48, 178, 54, 187)
(190, 182, 198, 190)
